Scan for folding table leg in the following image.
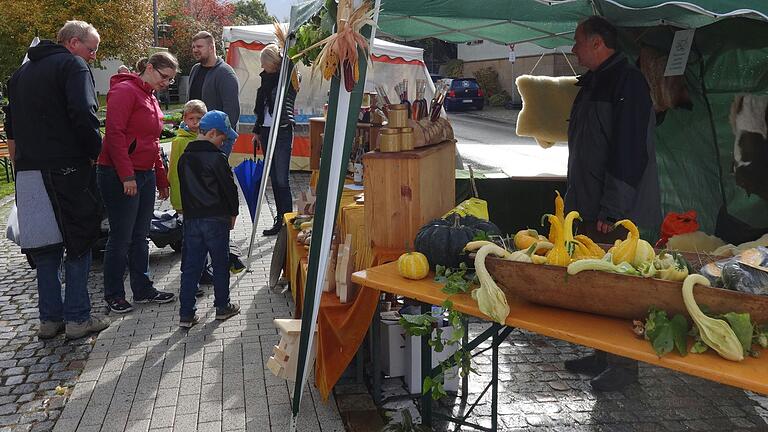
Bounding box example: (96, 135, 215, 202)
(491, 327, 500, 432)
(420, 302, 432, 427)
(371, 298, 382, 405)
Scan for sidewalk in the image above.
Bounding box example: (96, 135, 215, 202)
(0, 173, 345, 432)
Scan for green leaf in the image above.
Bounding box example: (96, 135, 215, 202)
(690, 340, 709, 354)
(399, 314, 436, 337)
(723, 312, 754, 354)
(473, 231, 491, 241)
(651, 325, 674, 357)
(422, 376, 433, 395)
(669, 314, 689, 356)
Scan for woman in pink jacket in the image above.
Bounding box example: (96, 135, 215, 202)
(97, 52, 178, 313)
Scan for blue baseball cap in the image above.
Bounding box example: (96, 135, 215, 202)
(199, 110, 238, 142)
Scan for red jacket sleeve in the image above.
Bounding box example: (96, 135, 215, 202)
(103, 84, 137, 181)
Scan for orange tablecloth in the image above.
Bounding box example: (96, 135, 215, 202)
(352, 262, 768, 396)
(284, 200, 403, 400)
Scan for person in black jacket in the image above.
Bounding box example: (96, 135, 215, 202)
(4, 20, 110, 340)
(252, 43, 299, 236)
(564, 16, 660, 392)
(177, 111, 241, 328)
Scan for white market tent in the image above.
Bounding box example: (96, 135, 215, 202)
(223, 23, 435, 168)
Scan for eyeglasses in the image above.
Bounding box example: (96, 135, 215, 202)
(157, 68, 176, 85)
(77, 38, 98, 55)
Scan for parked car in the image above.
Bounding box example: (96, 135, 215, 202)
(442, 78, 484, 111)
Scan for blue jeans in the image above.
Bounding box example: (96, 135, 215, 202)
(180, 217, 231, 318)
(259, 126, 293, 217)
(30, 246, 92, 323)
(97, 166, 157, 301)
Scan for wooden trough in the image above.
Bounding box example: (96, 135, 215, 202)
(484, 257, 768, 323)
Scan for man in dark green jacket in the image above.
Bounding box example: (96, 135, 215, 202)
(564, 16, 662, 391)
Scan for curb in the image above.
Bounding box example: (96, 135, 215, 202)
(451, 110, 518, 125)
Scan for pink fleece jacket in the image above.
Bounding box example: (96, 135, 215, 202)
(98, 73, 169, 189)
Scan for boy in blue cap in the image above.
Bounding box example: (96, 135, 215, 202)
(177, 110, 241, 327)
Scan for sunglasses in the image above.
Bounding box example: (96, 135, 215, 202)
(156, 68, 176, 85)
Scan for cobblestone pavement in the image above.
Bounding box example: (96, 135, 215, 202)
(0, 173, 344, 432)
(380, 321, 768, 431)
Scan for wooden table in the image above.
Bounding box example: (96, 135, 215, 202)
(352, 262, 768, 430)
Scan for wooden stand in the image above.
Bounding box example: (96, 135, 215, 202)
(309, 117, 382, 170)
(363, 140, 456, 250)
(266, 319, 318, 382)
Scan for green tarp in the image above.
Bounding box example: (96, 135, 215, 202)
(375, 0, 768, 235)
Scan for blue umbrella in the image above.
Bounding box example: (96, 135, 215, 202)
(234, 158, 264, 222)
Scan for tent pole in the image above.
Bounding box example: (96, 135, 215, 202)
(289, 0, 381, 428)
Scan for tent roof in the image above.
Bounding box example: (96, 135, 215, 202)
(223, 23, 426, 63)
(376, 0, 768, 47)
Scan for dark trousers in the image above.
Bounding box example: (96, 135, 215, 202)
(258, 126, 293, 218)
(97, 166, 157, 301)
(180, 217, 231, 318)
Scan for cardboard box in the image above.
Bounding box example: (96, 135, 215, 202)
(380, 320, 407, 377)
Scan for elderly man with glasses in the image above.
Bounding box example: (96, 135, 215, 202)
(3, 20, 110, 339)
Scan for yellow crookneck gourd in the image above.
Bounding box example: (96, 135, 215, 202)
(575, 234, 606, 259)
(463, 242, 511, 324)
(542, 214, 570, 266)
(548, 191, 565, 243)
(563, 211, 602, 261)
(610, 219, 656, 267)
(513, 229, 553, 255)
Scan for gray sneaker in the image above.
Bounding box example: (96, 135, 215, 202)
(215, 303, 240, 321)
(39, 321, 64, 339)
(66, 316, 111, 339)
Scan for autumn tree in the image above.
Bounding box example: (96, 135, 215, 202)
(0, 0, 153, 83)
(233, 0, 274, 25)
(160, 0, 235, 74)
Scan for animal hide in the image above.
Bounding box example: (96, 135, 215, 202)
(730, 94, 768, 201)
(515, 75, 580, 148)
(638, 45, 692, 113)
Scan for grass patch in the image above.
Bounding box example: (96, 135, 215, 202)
(0, 176, 15, 200)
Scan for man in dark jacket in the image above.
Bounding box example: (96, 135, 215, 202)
(177, 111, 241, 328)
(189, 30, 245, 273)
(189, 31, 240, 155)
(4, 20, 110, 339)
(563, 16, 662, 392)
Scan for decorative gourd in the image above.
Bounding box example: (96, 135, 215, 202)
(611, 219, 655, 267)
(548, 191, 565, 243)
(542, 214, 570, 266)
(513, 229, 553, 255)
(397, 252, 430, 280)
(682, 274, 744, 361)
(414, 214, 501, 268)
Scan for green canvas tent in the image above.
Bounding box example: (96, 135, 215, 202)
(374, 0, 768, 234)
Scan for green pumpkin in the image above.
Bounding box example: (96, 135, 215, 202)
(414, 214, 501, 268)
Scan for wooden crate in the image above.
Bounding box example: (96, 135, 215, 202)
(363, 140, 456, 250)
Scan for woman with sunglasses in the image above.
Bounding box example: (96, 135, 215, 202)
(97, 52, 179, 313)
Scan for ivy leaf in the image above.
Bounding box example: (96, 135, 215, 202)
(723, 312, 754, 354)
(651, 325, 674, 357)
(473, 231, 491, 242)
(669, 314, 689, 356)
(422, 376, 433, 395)
(399, 314, 435, 337)
(690, 340, 709, 354)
